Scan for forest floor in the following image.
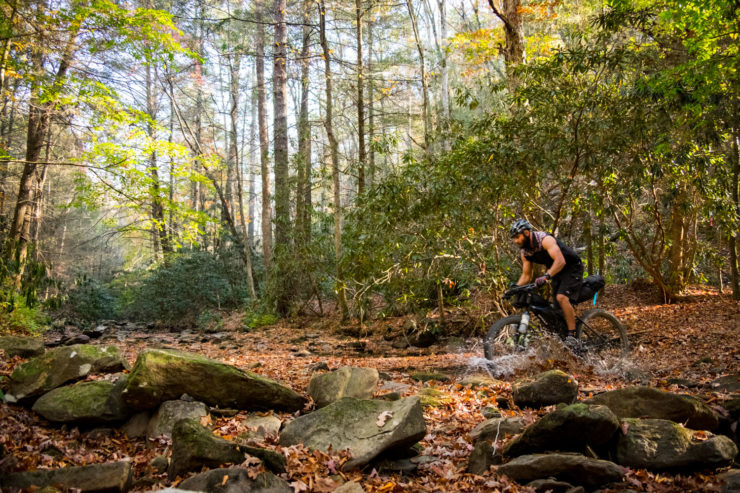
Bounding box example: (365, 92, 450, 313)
(1, 283, 739, 492)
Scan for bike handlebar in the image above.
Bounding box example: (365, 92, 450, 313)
(503, 283, 537, 298)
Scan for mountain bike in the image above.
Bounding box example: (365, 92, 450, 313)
(483, 276, 629, 360)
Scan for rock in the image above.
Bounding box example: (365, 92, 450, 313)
(459, 376, 505, 389)
(408, 329, 437, 348)
(178, 468, 291, 493)
(512, 370, 578, 409)
(724, 398, 740, 420)
(481, 407, 502, 419)
(615, 418, 738, 470)
(526, 478, 577, 493)
(309, 362, 330, 373)
(713, 375, 740, 394)
(0, 460, 133, 492)
(241, 414, 282, 440)
(504, 403, 619, 457)
(0, 335, 45, 358)
(467, 440, 502, 475)
(62, 334, 92, 346)
(8, 345, 129, 403)
(83, 325, 108, 339)
(122, 349, 305, 412)
(497, 453, 626, 489)
(168, 418, 285, 479)
(410, 371, 450, 383)
(279, 396, 426, 470)
(122, 412, 151, 439)
(150, 455, 169, 474)
(587, 386, 719, 431)
(147, 400, 209, 439)
(333, 481, 364, 493)
(470, 417, 526, 442)
(418, 387, 454, 408)
(32, 377, 130, 423)
(307, 366, 379, 408)
(720, 469, 740, 493)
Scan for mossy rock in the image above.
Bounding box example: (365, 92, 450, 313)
(8, 345, 129, 403)
(411, 371, 450, 383)
(512, 370, 578, 409)
(122, 348, 306, 412)
(0, 335, 45, 358)
(418, 387, 454, 408)
(32, 377, 130, 423)
(308, 366, 379, 408)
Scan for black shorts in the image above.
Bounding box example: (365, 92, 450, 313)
(551, 262, 584, 302)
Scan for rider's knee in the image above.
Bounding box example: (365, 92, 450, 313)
(556, 294, 570, 305)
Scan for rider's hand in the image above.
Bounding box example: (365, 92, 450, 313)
(534, 275, 549, 287)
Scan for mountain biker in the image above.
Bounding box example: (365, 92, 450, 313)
(509, 219, 584, 341)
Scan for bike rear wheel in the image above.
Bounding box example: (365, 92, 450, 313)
(576, 308, 629, 357)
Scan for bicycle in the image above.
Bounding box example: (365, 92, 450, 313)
(483, 275, 629, 360)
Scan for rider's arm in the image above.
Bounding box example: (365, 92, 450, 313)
(517, 252, 533, 285)
(541, 236, 566, 277)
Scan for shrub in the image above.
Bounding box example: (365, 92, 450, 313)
(65, 276, 115, 322)
(0, 289, 49, 335)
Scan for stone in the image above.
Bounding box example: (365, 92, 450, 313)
(307, 366, 379, 408)
(122, 412, 151, 439)
(150, 455, 169, 474)
(459, 376, 505, 389)
(504, 403, 620, 457)
(279, 396, 426, 470)
(587, 386, 719, 431)
(615, 418, 738, 470)
(32, 377, 130, 423)
(0, 335, 45, 358)
(122, 349, 305, 412)
(410, 371, 450, 383)
(8, 345, 129, 403)
(712, 375, 740, 394)
(333, 481, 364, 493)
(147, 400, 209, 439)
(470, 417, 526, 442)
(241, 414, 282, 440)
(497, 453, 626, 489)
(62, 334, 91, 346)
(512, 370, 578, 409)
(178, 468, 291, 493)
(0, 460, 133, 492)
(168, 418, 286, 479)
(720, 469, 740, 493)
(467, 440, 502, 475)
(526, 478, 577, 493)
(481, 407, 502, 419)
(418, 387, 454, 408)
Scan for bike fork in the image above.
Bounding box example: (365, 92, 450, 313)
(517, 311, 530, 345)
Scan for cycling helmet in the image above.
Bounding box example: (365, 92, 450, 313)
(509, 219, 533, 238)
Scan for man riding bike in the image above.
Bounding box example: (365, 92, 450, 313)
(510, 219, 584, 342)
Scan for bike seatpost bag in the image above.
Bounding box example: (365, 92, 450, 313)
(575, 274, 606, 303)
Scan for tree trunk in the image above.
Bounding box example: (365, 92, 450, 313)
(438, 0, 450, 150)
(295, 0, 312, 245)
(256, 0, 273, 272)
(145, 63, 169, 259)
(356, 0, 367, 196)
(229, 52, 256, 301)
(0, 78, 20, 216)
(367, 12, 376, 186)
(486, 0, 525, 91)
(729, 129, 740, 300)
(320, 0, 349, 321)
(405, 0, 430, 150)
(667, 186, 698, 298)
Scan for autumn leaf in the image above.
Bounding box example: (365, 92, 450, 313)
(376, 411, 393, 427)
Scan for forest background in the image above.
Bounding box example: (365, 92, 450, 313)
(0, 0, 737, 334)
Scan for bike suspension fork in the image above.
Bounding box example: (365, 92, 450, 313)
(518, 311, 530, 335)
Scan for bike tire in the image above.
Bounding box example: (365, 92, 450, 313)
(576, 308, 629, 357)
(484, 314, 523, 360)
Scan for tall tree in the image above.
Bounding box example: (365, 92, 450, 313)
(255, 0, 273, 271)
(405, 0, 430, 150)
(319, 0, 349, 321)
(356, 0, 367, 196)
(295, 0, 312, 245)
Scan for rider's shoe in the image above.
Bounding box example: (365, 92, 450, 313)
(564, 334, 584, 354)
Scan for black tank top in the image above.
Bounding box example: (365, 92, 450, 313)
(522, 231, 581, 270)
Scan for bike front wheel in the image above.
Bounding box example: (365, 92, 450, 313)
(576, 308, 629, 357)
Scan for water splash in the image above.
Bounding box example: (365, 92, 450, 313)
(467, 350, 539, 379)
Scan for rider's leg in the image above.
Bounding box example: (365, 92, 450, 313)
(556, 294, 577, 335)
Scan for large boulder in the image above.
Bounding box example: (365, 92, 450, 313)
(178, 468, 291, 493)
(615, 418, 738, 470)
(0, 460, 132, 492)
(497, 453, 626, 490)
(587, 386, 719, 431)
(121, 349, 305, 412)
(147, 400, 209, 439)
(240, 414, 282, 441)
(168, 418, 286, 479)
(512, 370, 578, 409)
(8, 345, 129, 403)
(504, 403, 619, 457)
(32, 377, 130, 423)
(0, 335, 45, 358)
(279, 396, 426, 470)
(307, 366, 379, 408)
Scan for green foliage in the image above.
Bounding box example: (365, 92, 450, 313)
(242, 310, 279, 330)
(65, 276, 115, 322)
(117, 250, 249, 323)
(196, 309, 223, 332)
(0, 289, 49, 335)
